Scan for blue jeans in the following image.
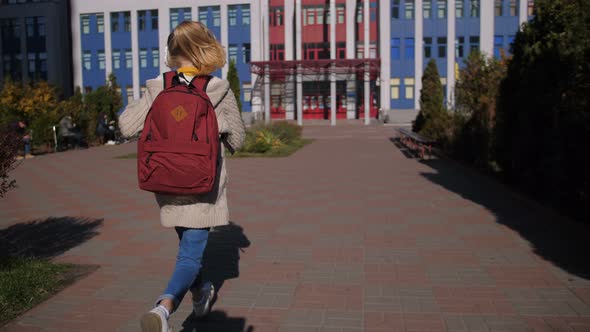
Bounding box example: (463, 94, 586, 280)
(23, 138, 30, 155)
(156, 227, 209, 311)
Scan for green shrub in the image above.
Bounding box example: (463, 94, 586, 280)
(266, 121, 302, 145)
(238, 121, 306, 156)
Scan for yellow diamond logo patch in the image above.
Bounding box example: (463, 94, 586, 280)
(170, 105, 188, 122)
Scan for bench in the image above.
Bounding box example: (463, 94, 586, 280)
(396, 127, 434, 159)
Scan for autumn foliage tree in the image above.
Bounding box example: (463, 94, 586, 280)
(453, 51, 507, 168)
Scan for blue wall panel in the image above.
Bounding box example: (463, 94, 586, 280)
(138, 9, 160, 84)
(228, 4, 252, 112)
(80, 14, 106, 90)
(111, 12, 132, 107)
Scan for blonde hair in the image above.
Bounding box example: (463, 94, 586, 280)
(167, 21, 226, 74)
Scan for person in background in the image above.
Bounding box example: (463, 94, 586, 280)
(13, 120, 33, 160)
(59, 114, 83, 149)
(96, 112, 108, 145)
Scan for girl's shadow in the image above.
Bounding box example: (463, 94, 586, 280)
(180, 221, 251, 332)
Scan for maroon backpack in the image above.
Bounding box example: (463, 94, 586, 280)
(137, 71, 220, 195)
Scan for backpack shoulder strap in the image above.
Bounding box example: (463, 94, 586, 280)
(163, 71, 177, 89)
(189, 75, 213, 93)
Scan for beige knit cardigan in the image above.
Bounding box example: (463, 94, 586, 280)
(118, 75, 246, 228)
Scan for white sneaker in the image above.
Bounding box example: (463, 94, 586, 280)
(140, 307, 171, 332)
(192, 282, 215, 318)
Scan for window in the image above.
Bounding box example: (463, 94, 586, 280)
(152, 48, 159, 68)
(125, 49, 132, 69)
(456, 36, 464, 57)
(39, 52, 46, 73)
(81, 15, 90, 34)
(271, 7, 284, 26)
(356, 3, 362, 23)
(527, 0, 534, 16)
(229, 5, 237, 26)
(470, 0, 479, 17)
(509, 0, 518, 16)
(392, 0, 400, 19)
(138, 11, 146, 31)
(140, 48, 147, 68)
(405, 38, 414, 60)
(198, 9, 207, 26)
(337, 42, 346, 58)
(124, 12, 131, 32)
(437, 0, 446, 18)
(456, 0, 464, 18)
(337, 4, 345, 23)
(405, 0, 415, 19)
(437, 37, 446, 58)
(404, 78, 415, 99)
(469, 36, 479, 53)
(424, 37, 432, 58)
(151, 10, 158, 29)
(242, 5, 250, 25)
(423, 1, 431, 19)
(229, 44, 238, 63)
(83, 51, 91, 70)
(38, 17, 45, 36)
(28, 53, 35, 74)
(171, 9, 180, 29)
(243, 83, 252, 102)
(183, 9, 192, 22)
(318, 7, 325, 24)
(494, 0, 503, 16)
(212, 7, 220, 27)
(391, 78, 400, 99)
(494, 35, 503, 58)
(112, 49, 120, 69)
(391, 38, 401, 60)
(270, 44, 285, 60)
(111, 13, 119, 32)
(26, 17, 34, 37)
(242, 43, 251, 63)
(370, 2, 377, 22)
(97, 14, 104, 33)
(98, 50, 105, 69)
(126, 86, 133, 104)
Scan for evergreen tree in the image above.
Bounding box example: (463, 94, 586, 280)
(413, 59, 449, 142)
(227, 60, 243, 113)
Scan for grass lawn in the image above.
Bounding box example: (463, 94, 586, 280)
(114, 139, 313, 159)
(0, 257, 93, 326)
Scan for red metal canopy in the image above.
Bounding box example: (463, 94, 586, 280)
(250, 59, 381, 81)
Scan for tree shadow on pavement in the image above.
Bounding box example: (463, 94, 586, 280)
(420, 158, 590, 280)
(0, 216, 103, 259)
(180, 222, 252, 331)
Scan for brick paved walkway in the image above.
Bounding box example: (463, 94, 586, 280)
(1, 125, 589, 332)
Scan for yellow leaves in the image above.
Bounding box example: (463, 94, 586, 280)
(0, 80, 60, 120)
(20, 81, 59, 116)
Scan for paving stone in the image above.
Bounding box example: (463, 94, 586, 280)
(1, 125, 588, 331)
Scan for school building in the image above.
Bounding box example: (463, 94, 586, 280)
(68, 0, 535, 124)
